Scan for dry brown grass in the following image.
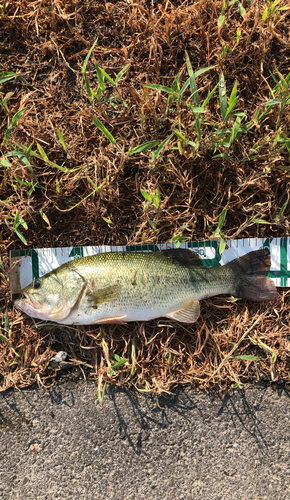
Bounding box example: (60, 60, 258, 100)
(1, 0, 290, 394)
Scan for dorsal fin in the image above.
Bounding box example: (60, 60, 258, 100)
(159, 248, 204, 266)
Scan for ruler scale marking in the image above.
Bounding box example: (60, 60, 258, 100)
(9, 238, 290, 299)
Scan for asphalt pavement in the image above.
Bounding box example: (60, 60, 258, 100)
(1, 377, 290, 500)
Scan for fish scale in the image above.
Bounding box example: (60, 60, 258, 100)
(64, 251, 206, 323)
(15, 249, 277, 325)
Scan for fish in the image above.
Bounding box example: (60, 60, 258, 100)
(14, 248, 277, 325)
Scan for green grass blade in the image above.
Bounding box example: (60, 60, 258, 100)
(111, 357, 129, 370)
(19, 217, 28, 230)
(37, 143, 49, 161)
(186, 51, 199, 107)
(126, 341, 136, 381)
(219, 235, 227, 255)
(39, 209, 51, 227)
(180, 78, 190, 95)
(95, 63, 115, 86)
(14, 227, 28, 245)
(115, 64, 130, 85)
(218, 14, 225, 29)
(57, 129, 67, 152)
(13, 142, 83, 173)
(187, 106, 206, 113)
(9, 340, 30, 366)
(213, 153, 232, 160)
(147, 219, 157, 231)
(0, 91, 14, 113)
(202, 83, 219, 107)
(128, 141, 159, 155)
(85, 75, 93, 102)
(280, 134, 290, 155)
(92, 116, 121, 150)
(0, 72, 18, 84)
(0, 71, 28, 85)
(229, 115, 242, 144)
(153, 189, 161, 209)
(177, 66, 217, 94)
(225, 80, 239, 119)
(81, 39, 98, 96)
(145, 84, 174, 94)
(264, 98, 281, 107)
(193, 66, 216, 78)
(233, 355, 263, 361)
(1, 158, 11, 167)
(276, 198, 289, 221)
(238, 4, 247, 19)
(172, 130, 188, 143)
(195, 116, 201, 141)
(95, 63, 105, 91)
(219, 73, 227, 122)
(248, 217, 271, 225)
(3, 107, 26, 142)
(213, 207, 227, 236)
(171, 71, 182, 93)
(82, 40, 97, 72)
(140, 189, 152, 202)
(153, 134, 173, 159)
(262, 7, 268, 22)
(4, 308, 9, 337)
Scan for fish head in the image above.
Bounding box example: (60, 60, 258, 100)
(15, 270, 73, 322)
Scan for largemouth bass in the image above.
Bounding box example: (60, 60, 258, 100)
(14, 248, 277, 325)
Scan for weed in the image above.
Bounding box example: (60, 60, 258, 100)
(0, 309, 9, 343)
(0, 71, 27, 85)
(3, 210, 28, 245)
(2, 107, 27, 144)
(57, 129, 67, 152)
(213, 207, 228, 254)
(140, 188, 161, 209)
(171, 225, 190, 248)
(92, 116, 121, 151)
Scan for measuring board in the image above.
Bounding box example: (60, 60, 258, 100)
(10, 237, 290, 300)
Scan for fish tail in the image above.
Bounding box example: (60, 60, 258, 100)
(228, 249, 277, 301)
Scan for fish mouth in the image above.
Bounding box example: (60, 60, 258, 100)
(15, 293, 67, 321)
(19, 292, 44, 310)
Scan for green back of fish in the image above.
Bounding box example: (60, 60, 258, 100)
(55, 250, 234, 309)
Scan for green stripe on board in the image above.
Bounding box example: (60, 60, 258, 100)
(262, 238, 273, 249)
(126, 245, 159, 252)
(188, 240, 220, 266)
(10, 249, 29, 258)
(280, 237, 288, 287)
(11, 238, 290, 287)
(69, 247, 84, 258)
(31, 249, 39, 280)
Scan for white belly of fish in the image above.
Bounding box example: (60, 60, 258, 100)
(60, 296, 194, 325)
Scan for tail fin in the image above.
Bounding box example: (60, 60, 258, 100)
(228, 249, 277, 301)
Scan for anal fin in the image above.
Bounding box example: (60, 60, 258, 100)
(166, 300, 200, 323)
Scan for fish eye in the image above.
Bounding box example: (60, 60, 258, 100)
(33, 280, 42, 289)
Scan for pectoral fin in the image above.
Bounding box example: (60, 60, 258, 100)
(166, 300, 200, 323)
(89, 284, 122, 308)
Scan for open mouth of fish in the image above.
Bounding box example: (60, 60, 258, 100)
(16, 293, 46, 313)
